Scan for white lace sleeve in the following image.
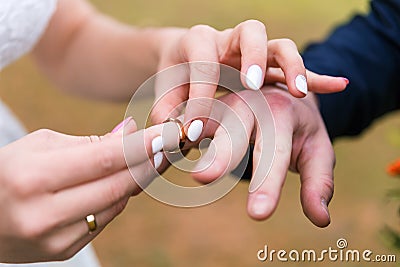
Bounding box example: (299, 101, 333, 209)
(0, 0, 57, 70)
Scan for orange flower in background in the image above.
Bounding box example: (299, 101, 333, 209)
(387, 159, 400, 176)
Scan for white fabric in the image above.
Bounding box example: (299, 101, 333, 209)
(0, 0, 56, 70)
(0, 1, 101, 266)
(1, 245, 101, 267)
(0, 102, 26, 146)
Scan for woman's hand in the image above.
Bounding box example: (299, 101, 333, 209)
(190, 87, 334, 227)
(0, 118, 166, 263)
(151, 21, 348, 136)
(33, 1, 347, 132)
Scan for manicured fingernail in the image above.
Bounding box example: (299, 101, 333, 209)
(187, 120, 204, 142)
(153, 152, 163, 169)
(111, 117, 132, 133)
(321, 198, 331, 222)
(295, 74, 308, 95)
(251, 194, 269, 216)
(123, 118, 137, 134)
(152, 136, 163, 154)
(246, 65, 263, 90)
(342, 77, 349, 85)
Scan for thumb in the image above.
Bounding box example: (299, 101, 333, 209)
(110, 117, 137, 136)
(298, 132, 335, 228)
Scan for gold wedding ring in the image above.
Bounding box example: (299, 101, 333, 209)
(163, 118, 186, 152)
(85, 214, 97, 234)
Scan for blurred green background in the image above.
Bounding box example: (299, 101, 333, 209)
(2, 0, 400, 266)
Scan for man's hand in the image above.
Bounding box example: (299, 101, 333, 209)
(191, 86, 334, 227)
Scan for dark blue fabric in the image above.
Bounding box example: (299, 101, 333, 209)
(303, 0, 400, 140)
(235, 0, 400, 179)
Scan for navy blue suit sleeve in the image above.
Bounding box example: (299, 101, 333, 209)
(303, 0, 400, 140)
(235, 0, 400, 179)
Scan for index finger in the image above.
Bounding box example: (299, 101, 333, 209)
(266, 68, 348, 94)
(180, 26, 221, 141)
(230, 20, 268, 91)
(41, 125, 168, 191)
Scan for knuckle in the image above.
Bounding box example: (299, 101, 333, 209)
(267, 91, 295, 112)
(42, 239, 78, 261)
(106, 179, 127, 205)
(242, 19, 266, 31)
(270, 38, 299, 59)
(96, 147, 115, 174)
(41, 241, 68, 258)
(32, 129, 56, 140)
(279, 38, 297, 49)
(274, 141, 292, 157)
(189, 24, 216, 36)
(7, 171, 39, 197)
(14, 213, 47, 240)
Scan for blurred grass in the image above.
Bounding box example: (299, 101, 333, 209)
(2, 0, 400, 266)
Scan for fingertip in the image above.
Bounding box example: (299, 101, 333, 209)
(153, 152, 164, 170)
(306, 72, 349, 94)
(192, 157, 226, 184)
(339, 77, 349, 91)
(191, 172, 217, 185)
(321, 198, 331, 225)
(294, 74, 308, 96)
(245, 64, 263, 90)
(285, 74, 308, 98)
(247, 193, 276, 221)
(309, 201, 331, 228)
(187, 119, 204, 142)
(328, 77, 349, 93)
(111, 117, 133, 134)
(302, 194, 331, 228)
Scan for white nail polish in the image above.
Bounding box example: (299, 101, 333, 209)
(246, 65, 263, 90)
(151, 136, 163, 154)
(295, 75, 308, 95)
(187, 120, 204, 142)
(153, 152, 163, 169)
